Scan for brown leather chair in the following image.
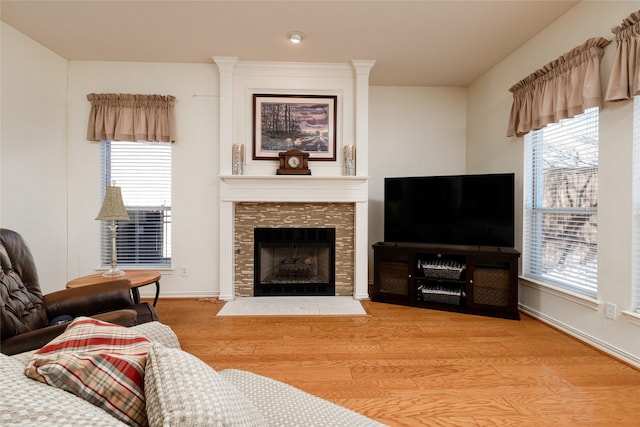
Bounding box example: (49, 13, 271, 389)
(0, 228, 159, 355)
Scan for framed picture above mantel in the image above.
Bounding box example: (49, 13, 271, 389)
(253, 94, 337, 161)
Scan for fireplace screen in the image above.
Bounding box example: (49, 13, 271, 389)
(254, 228, 335, 296)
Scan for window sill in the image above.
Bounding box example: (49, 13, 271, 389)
(519, 276, 601, 310)
(95, 266, 173, 274)
(621, 310, 640, 327)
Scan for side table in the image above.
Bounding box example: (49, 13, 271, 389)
(66, 270, 161, 307)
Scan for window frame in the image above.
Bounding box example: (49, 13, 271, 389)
(523, 107, 599, 298)
(99, 140, 172, 269)
(634, 96, 640, 313)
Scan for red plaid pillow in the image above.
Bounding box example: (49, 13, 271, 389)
(24, 317, 151, 427)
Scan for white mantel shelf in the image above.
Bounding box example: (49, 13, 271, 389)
(220, 175, 369, 203)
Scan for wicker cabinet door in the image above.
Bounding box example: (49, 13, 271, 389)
(467, 254, 518, 313)
(372, 244, 412, 302)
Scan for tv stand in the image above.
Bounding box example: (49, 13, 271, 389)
(372, 242, 520, 320)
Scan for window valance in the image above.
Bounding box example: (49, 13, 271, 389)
(507, 37, 611, 137)
(605, 10, 640, 101)
(86, 93, 177, 143)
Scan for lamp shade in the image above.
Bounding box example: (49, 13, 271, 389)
(96, 186, 130, 221)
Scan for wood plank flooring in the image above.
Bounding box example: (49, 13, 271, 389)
(154, 298, 640, 426)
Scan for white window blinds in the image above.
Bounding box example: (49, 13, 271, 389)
(100, 141, 172, 267)
(524, 107, 599, 297)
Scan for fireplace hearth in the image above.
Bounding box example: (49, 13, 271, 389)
(254, 227, 336, 296)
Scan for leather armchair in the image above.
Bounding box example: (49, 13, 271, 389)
(1, 228, 158, 355)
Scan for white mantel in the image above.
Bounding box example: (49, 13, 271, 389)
(213, 57, 374, 301)
(220, 175, 368, 202)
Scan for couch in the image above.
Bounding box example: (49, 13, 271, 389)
(0, 320, 386, 427)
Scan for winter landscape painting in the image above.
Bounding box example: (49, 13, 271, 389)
(253, 94, 337, 160)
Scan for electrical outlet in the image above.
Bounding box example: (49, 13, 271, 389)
(180, 266, 189, 277)
(605, 302, 617, 320)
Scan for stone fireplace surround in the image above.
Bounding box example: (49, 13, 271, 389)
(235, 202, 353, 297)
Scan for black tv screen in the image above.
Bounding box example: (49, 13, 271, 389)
(384, 173, 515, 248)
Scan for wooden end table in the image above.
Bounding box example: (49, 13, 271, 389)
(66, 270, 161, 307)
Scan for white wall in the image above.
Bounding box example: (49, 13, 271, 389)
(1, 22, 69, 291)
(368, 86, 467, 266)
(67, 61, 220, 297)
(467, 1, 640, 366)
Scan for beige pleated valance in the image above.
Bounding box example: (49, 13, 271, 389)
(605, 10, 640, 101)
(507, 37, 611, 137)
(86, 93, 177, 143)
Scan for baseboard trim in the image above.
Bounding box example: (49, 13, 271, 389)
(138, 291, 220, 299)
(519, 304, 640, 369)
(139, 291, 370, 300)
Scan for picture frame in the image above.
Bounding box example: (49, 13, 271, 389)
(253, 94, 337, 161)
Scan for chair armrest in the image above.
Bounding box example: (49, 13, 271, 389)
(1, 322, 69, 355)
(0, 309, 137, 355)
(44, 279, 133, 319)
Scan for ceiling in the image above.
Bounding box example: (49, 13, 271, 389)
(0, 0, 579, 87)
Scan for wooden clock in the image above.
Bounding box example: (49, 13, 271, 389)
(277, 149, 311, 175)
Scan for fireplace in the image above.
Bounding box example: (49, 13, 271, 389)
(254, 228, 335, 296)
(233, 202, 355, 297)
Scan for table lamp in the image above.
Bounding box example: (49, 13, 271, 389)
(96, 185, 130, 277)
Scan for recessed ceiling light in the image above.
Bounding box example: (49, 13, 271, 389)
(287, 31, 304, 44)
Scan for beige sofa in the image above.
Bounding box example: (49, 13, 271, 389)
(0, 321, 386, 427)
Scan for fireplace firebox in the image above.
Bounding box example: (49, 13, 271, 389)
(254, 228, 336, 296)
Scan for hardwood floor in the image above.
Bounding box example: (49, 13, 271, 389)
(154, 298, 640, 426)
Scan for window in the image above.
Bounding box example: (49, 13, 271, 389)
(100, 141, 171, 267)
(634, 96, 640, 313)
(523, 107, 599, 297)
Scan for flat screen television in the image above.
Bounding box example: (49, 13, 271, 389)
(384, 173, 515, 248)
